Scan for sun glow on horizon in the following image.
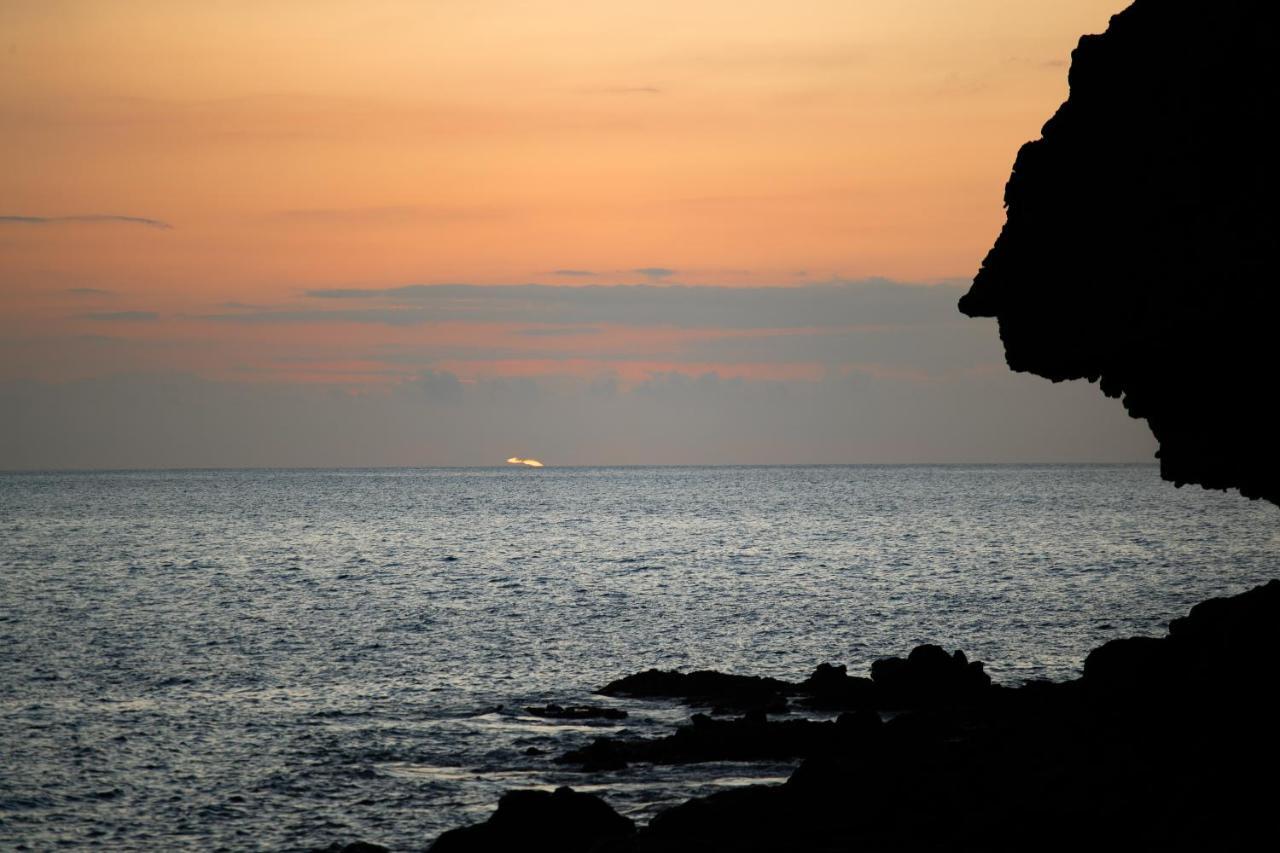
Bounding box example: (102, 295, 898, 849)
(507, 457, 546, 468)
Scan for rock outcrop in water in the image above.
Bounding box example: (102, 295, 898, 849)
(598, 668, 794, 712)
(595, 647, 989, 718)
(524, 703, 628, 721)
(958, 0, 1279, 504)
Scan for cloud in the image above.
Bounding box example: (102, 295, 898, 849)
(412, 370, 465, 402)
(516, 326, 603, 337)
(633, 267, 676, 278)
(0, 215, 172, 229)
(84, 311, 159, 322)
(273, 205, 504, 225)
(231, 279, 966, 330)
(64, 288, 113, 297)
(202, 307, 439, 327)
(552, 269, 597, 277)
(576, 86, 663, 95)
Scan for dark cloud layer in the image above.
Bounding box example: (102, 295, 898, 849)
(84, 311, 160, 322)
(0, 278, 1157, 469)
(1, 214, 172, 229)
(213, 279, 967, 329)
(0, 369, 1155, 470)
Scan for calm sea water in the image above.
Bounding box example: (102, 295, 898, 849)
(2, 465, 1277, 850)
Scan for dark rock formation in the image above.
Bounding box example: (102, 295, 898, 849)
(597, 668, 793, 711)
(1083, 577, 1280, 701)
(436, 580, 1280, 850)
(558, 647, 994, 771)
(959, 0, 1279, 503)
(793, 662, 876, 709)
(525, 703, 628, 721)
(626, 579, 1280, 851)
(557, 709, 882, 770)
(428, 786, 635, 853)
(594, 649, 990, 724)
(869, 644, 991, 707)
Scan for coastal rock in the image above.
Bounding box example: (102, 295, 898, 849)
(525, 703, 628, 721)
(597, 668, 794, 710)
(556, 736, 632, 771)
(1168, 577, 1280, 653)
(869, 645, 991, 707)
(794, 662, 877, 709)
(958, 0, 1279, 503)
(597, 650, 988, 715)
(439, 581, 1280, 849)
(1081, 635, 1172, 695)
(559, 707, 885, 769)
(428, 786, 634, 852)
(1083, 578, 1280, 701)
(642, 785, 807, 850)
(568, 649, 986, 769)
(632, 580, 1280, 849)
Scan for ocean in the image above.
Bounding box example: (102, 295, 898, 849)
(2, 465, 1277, 850)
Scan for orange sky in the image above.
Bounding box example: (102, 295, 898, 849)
(4, 0, 1122, 289)
(0, 1, 1153, 467)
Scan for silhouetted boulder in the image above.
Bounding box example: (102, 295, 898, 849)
(642, 784, 805, 850)
(1083, 579, 1280, 702)
(429, 786, 634, 853)
(1081, 635, 1173, 696)
(1168, 578, 1280, 653)
(597, 668, 794, 710)
(795, 662, 877, 709)
(959, 0, 1280, 504)
(556, 736, 632, 771)
(870, 645, 991, 706)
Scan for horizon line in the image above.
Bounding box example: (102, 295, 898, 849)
(0, 461, 1160, 475)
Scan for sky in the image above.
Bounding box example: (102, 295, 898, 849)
(0, 0, 1153, 468)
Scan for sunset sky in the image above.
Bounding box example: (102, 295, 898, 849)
(0, 0, 1154, 467)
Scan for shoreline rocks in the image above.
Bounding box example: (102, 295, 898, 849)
(556, 709, 883, 770)
(524, 703, 628, 721)
(429, 786, 634, 853)
(429, 578, 1280, 852)
(597, 669, 794, 712)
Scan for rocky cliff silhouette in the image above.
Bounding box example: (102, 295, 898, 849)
(959, 0, 1278, 503)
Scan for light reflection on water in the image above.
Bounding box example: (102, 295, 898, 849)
(1, 465, 1276, 849)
